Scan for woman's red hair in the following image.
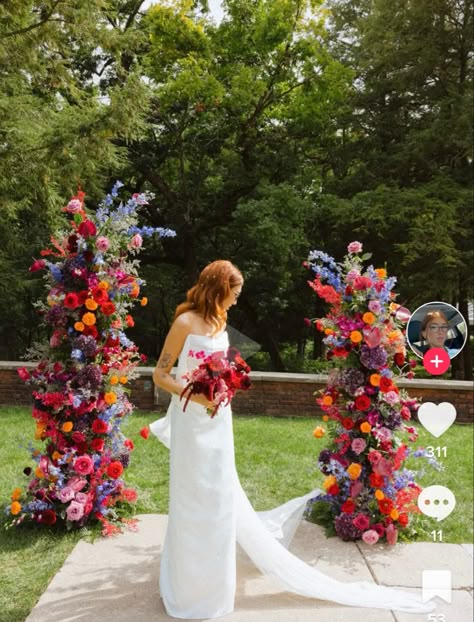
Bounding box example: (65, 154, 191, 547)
(175, 260, 243, 334)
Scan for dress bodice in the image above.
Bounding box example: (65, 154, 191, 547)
(176, 331, 230, 381)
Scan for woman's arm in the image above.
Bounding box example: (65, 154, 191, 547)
(153, 315, 214, 408)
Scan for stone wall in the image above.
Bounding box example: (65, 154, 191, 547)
(1, 362, 472, 423)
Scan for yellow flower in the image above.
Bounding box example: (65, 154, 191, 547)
(375, 489, 385, 500)
(362, 312, 376, 325)
(61, 421, 73, 433)
(369, 374, 381, 387)
(323, 475, 337, 491)
(140, 297, 148, 306)
(10, 501, 21, 515)
(85, 298, 98, 311)
(360, 422, 372, 434)
(35, 467, 45, 479)
(119, 376, 128, 384)
(104, 391, 117, 405)
(98, 281, 109, 290)
(390, 509, 400, 521)
(350, 330, 362, 343)
(347, 463, 362, 480)
(110, 376, 119, 385)
(74, 321, 85, 332)
(375, 268, 387, 279)
(11, 488, 22, 502)
(312, 426, 325, 439)
(82, 312, 96, 326)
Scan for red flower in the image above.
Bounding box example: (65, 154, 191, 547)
(91, 438, 105, 452)
(29, 259, 46, 272)
(394, 353, 405, 366)
(38, 509, 57, 525)
(378, 498, 394, 515)
(78, 290, 89, 304)
(64, 292, 80, 309)
(341, 499, 356, 514)
(140, 426, 150, 440)
(369, 473, 385, 488)
(124, 439, 135, 451)
(83, 325, 98, 338)
(71, 431, 86, 444)
(78, 220, 97, 238)
(355, 395, 371, 411)
(122, 488, 138, 503)
(107, 461, 124, 479)
(101, 302, 116, 316)
(92, 419, 109, 434)
(328, 484, 340, 495)
(379, 377, 393, 393)
(125, 314, 134, 327)
(342, 417, 355, 430)
(353, 276, 373, 290)
(17, 367, 31, 381)
(92, 287, 109, 304)
(398, 513, 409, 527)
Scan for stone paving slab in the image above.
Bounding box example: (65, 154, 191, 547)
(25, 514, 473, 622)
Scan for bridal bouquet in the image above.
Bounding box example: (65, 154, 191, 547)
(304, 241, 439, 544)
(181, 347, 252, 417)
(7, 182, 175, 535)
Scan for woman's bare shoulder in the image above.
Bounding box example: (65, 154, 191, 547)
(172, 311, 204, 333)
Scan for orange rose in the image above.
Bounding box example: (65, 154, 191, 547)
(61, 422, 73, 433)
(350, 330, 362, 343)
(323, 475, 337, 491)
(375, 268, 387, 278)
(347, 463, 362, 480)
(82, 312, 96, 326)
(362, 312, 376, 325)
(119, 376, 128, 384)
(360, 422, 372, 434)
(85, 298, 98, 311)
(35, 467, 45, 479)
(98, 280, 109, 290)
(10, 501, 21, 515)
(322, 395, 333, 406)
(312, 426, 325, 438)
(390, 508, 400, 520)
(74, 321, 85, 332)
(369, 374, 381, 387)
(375, 489, 385, 500)
(104, 391, 117, 405)
(140, 297, 148, 306)
(110, 376, 119, 385)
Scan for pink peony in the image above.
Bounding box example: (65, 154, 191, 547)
(65, 199, 82, 213)
(96, 236, 110, 252)
(74, 492, 89, 505)
(73, 455, 94, 476)
(353, 276, 373, 290)
(385, 523, 398, 545)
(58, 486, 75, 503)
(362, 529, 380, 545)
(368, 300, 382, 313)
(347, 241, 363, 254)
(68, 476, 87, 492)
(351, 438, 367, 455)
(66, 500, 85, 521)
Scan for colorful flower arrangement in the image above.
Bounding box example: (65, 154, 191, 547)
(181, 347, 252, 418)
(304, 241, 438, 545)
(6, 182, 175, 535)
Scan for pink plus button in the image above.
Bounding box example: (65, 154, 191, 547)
(423, 348, 451, 375)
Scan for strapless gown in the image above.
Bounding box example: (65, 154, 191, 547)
(150, 332, 435, 619)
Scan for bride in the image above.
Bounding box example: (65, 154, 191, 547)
(151, 259, 434, 619)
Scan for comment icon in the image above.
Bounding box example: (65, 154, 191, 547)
(417, 485, 456, 522)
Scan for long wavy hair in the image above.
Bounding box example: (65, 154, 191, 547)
(174, 260, 244, 334)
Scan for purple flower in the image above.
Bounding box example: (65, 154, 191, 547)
(335, 513, 363, 541)
(360, 345, 387, 370)
(368, 300, 382, 313)
(74, 365, 102, 390)
(339, 369, 365, 395)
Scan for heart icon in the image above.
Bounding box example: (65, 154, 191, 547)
(417, 402, 457, 438)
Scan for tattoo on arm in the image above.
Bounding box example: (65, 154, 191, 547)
(157, 352, 172, 369)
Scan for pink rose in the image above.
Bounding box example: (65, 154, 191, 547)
(372, 523, 385, 537)
(383, 391, 399, 405)
(368, 300, 382, 313)
(347, 241, 363, 254)
(346, 269, 360, 284)
(96, 236, 110, 252)
(374, 427, 392, 443)
(350, 480, 364, 499)
(368, 450, 382, 465)
(362, 529, 380, 545)
(373, 456, 393, 476)
(130, 233, 143, 249)
(66, 500, 85, 521)
(74, 492, 89, 504)
(353, 514, 370, 531)
(65, 199, 82, 213)
(385, 523, 398, 545)
(351, 438, 367, 455)
(58, 486, 75, 503)
(73, 454, 94, 476)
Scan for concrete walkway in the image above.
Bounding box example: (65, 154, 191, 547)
(26, 515, 473, 622)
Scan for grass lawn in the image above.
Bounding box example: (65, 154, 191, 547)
(0, 406, 472, 622)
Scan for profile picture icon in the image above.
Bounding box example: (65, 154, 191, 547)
(407, 302, 468, 359)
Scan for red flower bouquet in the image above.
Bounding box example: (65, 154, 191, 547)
(181, 347, 251, 418)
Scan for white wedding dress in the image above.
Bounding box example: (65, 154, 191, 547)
(150, 332, 435, 619)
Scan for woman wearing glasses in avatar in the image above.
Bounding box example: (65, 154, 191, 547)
(413, 310, 460, 358)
